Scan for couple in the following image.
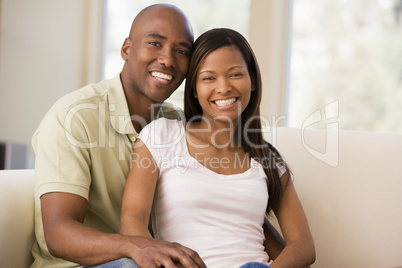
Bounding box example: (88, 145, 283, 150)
(32, 4, 315, 268)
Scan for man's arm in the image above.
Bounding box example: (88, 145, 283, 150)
(41, 192, 129, 265)
(41, 192, 205, 267)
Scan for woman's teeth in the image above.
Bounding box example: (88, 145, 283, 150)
(214, 98, 237, 107)
(151, 72, 173, 81)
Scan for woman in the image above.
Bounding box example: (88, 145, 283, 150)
(121, 28, 315, 268)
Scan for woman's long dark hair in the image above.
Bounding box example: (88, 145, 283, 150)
(184, 28, 290, 214)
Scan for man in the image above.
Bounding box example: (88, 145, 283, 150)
(32, 4, 205, 268)
(32, 4, 284, 268)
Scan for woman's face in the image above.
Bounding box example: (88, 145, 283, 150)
(195, 45, 252, 124)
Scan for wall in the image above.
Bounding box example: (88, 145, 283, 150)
(0, 0, 289, 167)
(0, 0, 103, 166)
(249, 0, 291, 126)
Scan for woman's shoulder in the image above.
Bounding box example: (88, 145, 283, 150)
(139, 118, 185, 148)
(146, 118, 183, 132)
(265, 141, 288, 177)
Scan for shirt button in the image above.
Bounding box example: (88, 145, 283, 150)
(130, 137, 136, 142)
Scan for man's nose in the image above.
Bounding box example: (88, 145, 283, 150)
(158, 47, 175, 68)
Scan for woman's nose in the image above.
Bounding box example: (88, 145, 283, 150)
(215, 78, 232, 93)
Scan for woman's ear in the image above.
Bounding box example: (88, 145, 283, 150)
(250, 77, 256, 91)
(121, 38, 131, 61)
(193, 90, 198, 98)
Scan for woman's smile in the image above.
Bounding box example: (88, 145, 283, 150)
(213, 97, 238, 107)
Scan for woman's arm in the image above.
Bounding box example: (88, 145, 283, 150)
(120, 139, 206, 268)
(263, 217, 285, 260)
(120, 138, 159, 238)
(269, 171, 316, 268)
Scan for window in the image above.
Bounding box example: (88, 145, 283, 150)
(288, 0, 402, 133)
(103, 0, 250, 109)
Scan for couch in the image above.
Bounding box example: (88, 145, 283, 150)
(0, 168, 35, 267)
(1, 127, 401, 268)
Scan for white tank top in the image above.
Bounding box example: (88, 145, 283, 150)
(138, 118, 286, 268)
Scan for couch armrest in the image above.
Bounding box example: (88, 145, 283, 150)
(0, 169, 35, 267)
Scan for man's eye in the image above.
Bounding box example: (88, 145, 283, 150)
(149, 42, 160, 47)
(177, 49, 189, 56)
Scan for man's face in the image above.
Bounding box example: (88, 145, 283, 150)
(122, 7, 193, 104)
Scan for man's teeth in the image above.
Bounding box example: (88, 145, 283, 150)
(214, 98, 237, 107)
(151, 72, 173, 81)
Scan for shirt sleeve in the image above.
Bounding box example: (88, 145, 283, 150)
(33, 106, 92, 199)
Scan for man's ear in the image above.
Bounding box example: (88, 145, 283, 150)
(121, 37, 131, 61)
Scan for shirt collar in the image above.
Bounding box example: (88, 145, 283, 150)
(107, 73, 137, 136)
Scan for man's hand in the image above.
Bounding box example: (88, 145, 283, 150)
(125, 236, 206, 268)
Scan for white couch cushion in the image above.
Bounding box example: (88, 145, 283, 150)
(266, 128, 402, 268)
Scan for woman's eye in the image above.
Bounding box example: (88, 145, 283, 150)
(231, 73, 243, 78)
(202, 77, 214, 81)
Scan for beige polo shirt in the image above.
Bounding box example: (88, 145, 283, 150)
(31, 74, 183, 267)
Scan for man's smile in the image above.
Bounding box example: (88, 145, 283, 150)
(151, 71, 173, 82)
